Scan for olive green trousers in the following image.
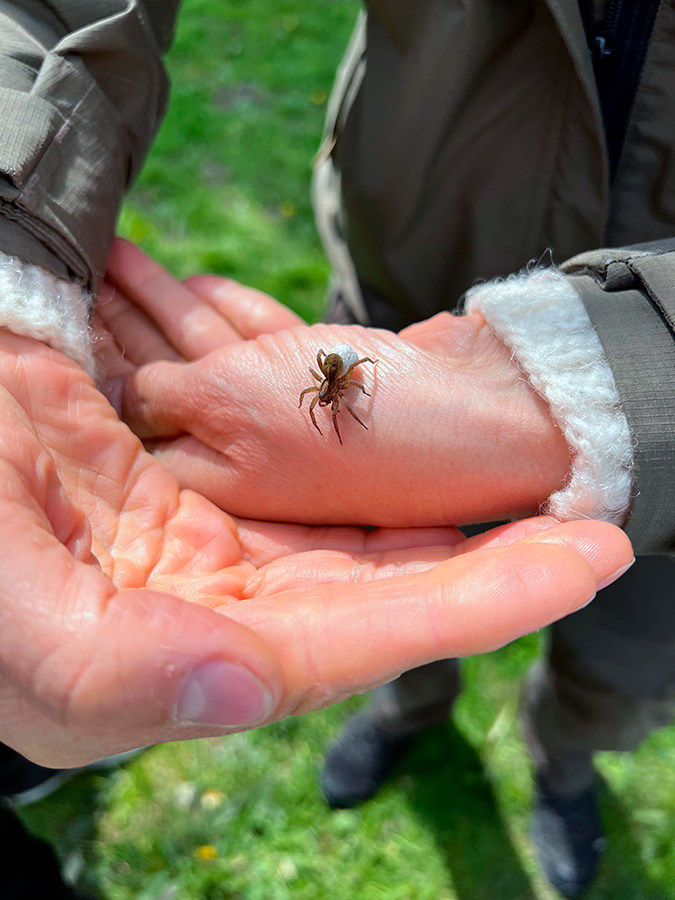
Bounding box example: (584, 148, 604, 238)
(318, 160, 675, 793)
(323, 281, 675, 795)
(367, 550, 675, 794)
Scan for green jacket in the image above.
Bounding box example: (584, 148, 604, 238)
(1, 1, 674, 552)
(0, 1, 177, 285)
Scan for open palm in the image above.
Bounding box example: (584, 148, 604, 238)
(0, 330, 631, 767)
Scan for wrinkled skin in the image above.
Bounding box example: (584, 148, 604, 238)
(100, 240, 573, 528)
(0, 323, 631, 767)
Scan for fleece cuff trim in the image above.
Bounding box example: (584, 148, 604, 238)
(0, 253, 95, 378)
(466, 268, 633, 525)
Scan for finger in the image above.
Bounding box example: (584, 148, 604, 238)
(90, 317, 136, 380)
(243, 518, 632, 597)
(244, 546, 460, 596)
(149, 435, 244, 502)
(108, 358, 191, 438)
(96, 278, 182, 365)
(444, 516, 587, 552)
(454, 517, 635, 587)
(184, 275, 305, 339)
(234, 520, 465, 566)
(107, 239, 242, 358)
(515, 519, 634, 588)
(226, 523, 631, 717)
(400, 310, 492, 356)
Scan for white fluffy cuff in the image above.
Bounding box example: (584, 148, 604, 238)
(0, 253, 95, 378)
(465, 268, 633, 526)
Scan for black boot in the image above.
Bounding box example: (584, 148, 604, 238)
(530, 778, 605, 897)
(0, 743, 142, 807)
(0, 801, 99, 899)
(321, 713, 414, 808)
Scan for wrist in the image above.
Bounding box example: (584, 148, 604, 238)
(453, 316, 573, 520)
(465, 269, 633, 526)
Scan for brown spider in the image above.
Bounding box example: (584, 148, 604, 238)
(298, 344, 377, 444)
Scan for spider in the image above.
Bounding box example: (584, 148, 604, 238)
(298, 344, 377, 444)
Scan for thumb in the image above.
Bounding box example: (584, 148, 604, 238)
(105, 358, 192, 439)
(0, 506, 282, 764)
(56, 587, 281, 734)
(5, 584, 284, 766)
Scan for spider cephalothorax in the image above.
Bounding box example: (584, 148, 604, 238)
(298, 344, 377, 444)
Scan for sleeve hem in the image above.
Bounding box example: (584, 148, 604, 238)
(465, 267, 633, 526)
(0, 253, 95, 378)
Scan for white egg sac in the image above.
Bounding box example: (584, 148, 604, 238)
(327, 343, 358, 373)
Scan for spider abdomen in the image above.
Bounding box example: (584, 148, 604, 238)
(326, 343, 358, 375)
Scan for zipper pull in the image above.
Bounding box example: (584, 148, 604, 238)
(594, 34, 611, 58)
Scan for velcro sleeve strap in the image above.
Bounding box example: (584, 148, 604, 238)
(561, 242, 675, 554)
(627, 252, 675, 335)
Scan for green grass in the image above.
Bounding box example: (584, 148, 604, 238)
(20, 632, 675, 899)
(16, 1, 675, 897)
(118, 0, 356, 323)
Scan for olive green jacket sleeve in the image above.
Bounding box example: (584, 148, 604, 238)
(561, 240, 675, 555)
(0, 0, 180, 292)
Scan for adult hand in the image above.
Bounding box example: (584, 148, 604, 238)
(100, 240, 572, 528)
(0, 331, 631, 767)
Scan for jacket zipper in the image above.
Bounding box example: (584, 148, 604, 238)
(581, 0, 662, 184)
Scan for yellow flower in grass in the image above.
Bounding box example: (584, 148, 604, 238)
(194, 844, 217, 861)
(278, 201, 297, 219)
(200, 789, 224, 809)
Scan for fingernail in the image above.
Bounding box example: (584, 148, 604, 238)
(98, 280, 116, 304)
(212, 278, 236, 295)
(597, 558, 635, 591)
(174, 661, 273, 727)
(577, 591, 596, 611)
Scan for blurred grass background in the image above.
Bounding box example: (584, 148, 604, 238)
(117, 0, 348, 324)
(17, 1, 675, 898)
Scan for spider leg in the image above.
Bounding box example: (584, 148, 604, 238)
(331, 397, 343, 444)
(343, 357, 377, 379)
(317, 348, 326, 373)
(309, 392, 323, 435)
(299, 385, 319, 408)
(342, 380, 370, 396)
(340, 391, 368, 431)
(309, 367, 323, 381)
